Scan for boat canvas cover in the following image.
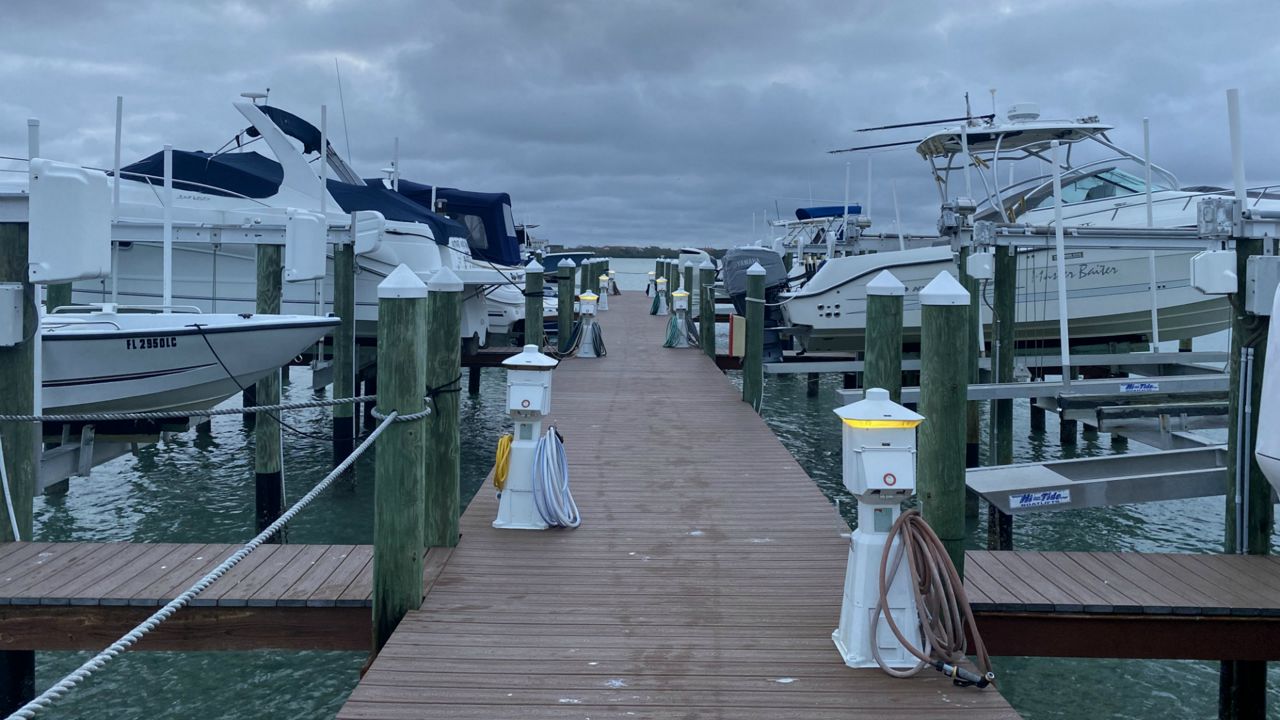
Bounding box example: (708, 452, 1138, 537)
(721, 247, 787, 297)
(386, 180, 522, 266)
(327, 180, 464, 245)
(795, 205, 861, 220)
(245, 106, 323, 155)
(118, 150, 283, 199)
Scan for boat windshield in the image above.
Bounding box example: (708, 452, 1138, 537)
(1026, 168, 1170, 210)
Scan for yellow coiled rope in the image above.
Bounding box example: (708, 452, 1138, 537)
(493, 433, 513, 492)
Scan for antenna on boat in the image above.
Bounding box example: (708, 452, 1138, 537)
(335, 58, 353, 160)
(240, 90, 269, 105)
(989, 88, 997, 116)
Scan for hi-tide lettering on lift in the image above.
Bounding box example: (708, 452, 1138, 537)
(1009, 489, 1071, 510)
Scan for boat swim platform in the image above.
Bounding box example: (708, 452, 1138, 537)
(0, 542, 451, 651)
(339, 295, 1018, 719)
(765, 350, 1228, 376)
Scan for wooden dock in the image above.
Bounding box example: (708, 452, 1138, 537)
(338, 295, 1017, 719)
(0, 542, 451, 651)
(968, 550, 1280, 661)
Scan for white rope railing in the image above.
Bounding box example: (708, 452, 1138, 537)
(5, 410, 401, 720)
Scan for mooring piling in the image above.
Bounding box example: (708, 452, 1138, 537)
(699, 258, 715, 359)
(742, 262, 765, 412)
(333, 241, 356, 463)
(254, 244, 285, 541)
(579, 257, 590, 294)
(917, 271, 970, 575)
(372, 265, 429, 653)
(424, 268, 463, 548)
(864, 270, 905, 403)
(524, 260, 544, 348)
(683, 260, 694, 307)
(991, 244, 1016, 466)
(557, 259, 576, 354)
(0, 221, 37, 714)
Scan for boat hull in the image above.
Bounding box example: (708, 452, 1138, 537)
(42, 314, 338, 415)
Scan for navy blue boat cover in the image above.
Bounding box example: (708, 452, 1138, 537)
(119, 149, 464, 245)
(795, 205, 862, 220)
(383, 179, 522, 266)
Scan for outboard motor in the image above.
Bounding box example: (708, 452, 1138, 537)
(722, 246, 789, 363)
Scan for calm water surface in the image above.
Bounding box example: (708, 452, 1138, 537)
(28, 257, 1278, 718)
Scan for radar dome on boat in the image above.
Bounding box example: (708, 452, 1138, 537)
(1008, 103, 1040, 122)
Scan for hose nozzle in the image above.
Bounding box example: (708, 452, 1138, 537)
(933, 661, 994, 689)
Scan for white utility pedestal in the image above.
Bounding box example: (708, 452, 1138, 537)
(597, 275, 609, 311)
(655, 277, 669, 315)
(493, 344, 559, 530)
(832, 387, 925, 669)
(671, 290, 690, 348)
(577, 292, 599, 358)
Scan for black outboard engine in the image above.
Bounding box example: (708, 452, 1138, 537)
(721, 247, 789, 363)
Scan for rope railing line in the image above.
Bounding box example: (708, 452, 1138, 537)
(0, 395, 376, 424)
(5, 410, 401, 720)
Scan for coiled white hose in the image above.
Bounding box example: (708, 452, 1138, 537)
(531, 427, 580, 528)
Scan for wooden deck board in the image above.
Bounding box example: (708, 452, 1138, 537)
(338, 295, 1017, 719)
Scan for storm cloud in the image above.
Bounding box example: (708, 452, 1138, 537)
(3, 0, 1278, 247)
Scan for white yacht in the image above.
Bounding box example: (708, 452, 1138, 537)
(58, 100, 513, 348)
(780, 103, 1270, 350)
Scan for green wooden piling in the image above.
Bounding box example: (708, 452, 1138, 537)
(424, 268, 462, 548)
(959, 247, 982, 473)
(524, 260, 544, 349)
(557, 259, 575, 354)
(699, 260, 715, 359)
(372, 265, 429, 653)
(254, 244, 285, 541)
(683, 261, 694, 307)
(742, 263, 765, 412)
(864, 270, 904, 403)
(0, 223, 36, 714)
(333, 242, 356, 463)
(918, 271, 970, 575)
(45, 283, 72, 312)
(1219, 236, 1274, 720)
(580, 257, 590, 294)
(991, 245, 1016, 465)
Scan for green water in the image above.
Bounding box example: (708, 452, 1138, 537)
(25, 258, 1280, 718)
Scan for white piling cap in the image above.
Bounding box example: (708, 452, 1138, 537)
(919, 270, 969, 306)
(867, 270, 906, 297)
(699, 257, 715, 269)
(834, 387, 923, 427)
(378, 263, 428, 299)
(502, 343, 559, 370)
(558, 258, 577, 269)
(427, 266, 464, 292)
(746, 261, 767, 276)
(526, 259, 544, 273)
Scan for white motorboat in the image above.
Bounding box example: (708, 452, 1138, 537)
(41, 305, 338, 415)
(49, 99, 515, 348)
(780, 103, 1280, 350)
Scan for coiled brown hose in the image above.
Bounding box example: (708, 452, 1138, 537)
(871, 509, 994, 684)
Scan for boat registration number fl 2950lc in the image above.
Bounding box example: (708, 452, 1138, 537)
(125, 336, 178, 350)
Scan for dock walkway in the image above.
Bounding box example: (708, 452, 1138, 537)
(338, 295, 1017, 719)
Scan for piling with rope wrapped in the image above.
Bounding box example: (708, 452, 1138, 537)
(556, 259, 576, 354)
(699, 258, 716, 360)
(742, 262, 766, 412)
(372, 265, 430, 653)
(333, 241, 357, 463)
(254, 244, 285, 541)
(424, 267, 462, 548)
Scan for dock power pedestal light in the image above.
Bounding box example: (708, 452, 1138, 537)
(832, 387, 925, 669)
(494, 344, 559, 530)
(576, 292, 601, 358)
(655, 277, 669, 315)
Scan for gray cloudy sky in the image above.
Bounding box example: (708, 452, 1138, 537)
(3, 0, 1279, 248)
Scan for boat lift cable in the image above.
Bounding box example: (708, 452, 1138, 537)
(873, 509, 995, 688)
(4, 410, 402, 720)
